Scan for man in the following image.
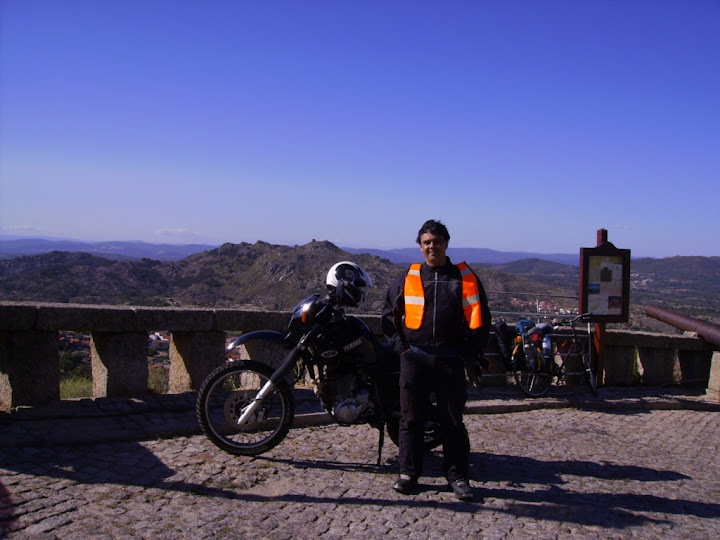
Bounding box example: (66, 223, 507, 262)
(381, 219, 491, 501)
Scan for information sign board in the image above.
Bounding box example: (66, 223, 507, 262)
(579, 242, 630, 323)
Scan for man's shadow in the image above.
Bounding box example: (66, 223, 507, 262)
(2, 442, 719, 533)
(0, 440, 178, 534)
(259, 447, 720, 528)
(459, 450, 717, 526)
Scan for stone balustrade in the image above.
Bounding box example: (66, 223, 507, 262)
(1, 302, 718, 411)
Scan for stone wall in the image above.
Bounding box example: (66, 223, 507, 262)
(1, 302, 717, 411)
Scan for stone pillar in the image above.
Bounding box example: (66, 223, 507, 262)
(602, 344, 636, 385)
(677, 349, 713, 387)
(481, 334, 509, 387)
(637, 346, 676, 386)
(168, 331, 226, 393)
(706, 351, 720, 401)
(0, 330, 60, 411)
(241, 337, 295, 386)
(91, 332, 149, 397)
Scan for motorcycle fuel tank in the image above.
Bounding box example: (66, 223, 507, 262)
(316, 317, 377, 364)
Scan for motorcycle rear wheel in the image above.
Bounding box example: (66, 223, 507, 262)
(197, 360, 295, 456)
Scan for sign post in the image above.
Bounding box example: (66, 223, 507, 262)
(579, 229, 631, 385)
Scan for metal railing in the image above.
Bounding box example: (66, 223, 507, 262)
(488, 290, 579, 322)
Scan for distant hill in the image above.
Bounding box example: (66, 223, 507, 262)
(342, 246, 580, 266)
(0, 237, 218, 261)
(1, 236, 579, 265)
(1, 240, 717, 330)
(480, 258, 580, 290)
(0, 241, 403, 311)
(629, 256, 720, 323)
(0, 240, 573, 316)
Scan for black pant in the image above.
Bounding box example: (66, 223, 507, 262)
(398, 349, 470, 482)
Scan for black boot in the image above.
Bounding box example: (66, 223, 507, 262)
(393, 474, 418, 495)
(448, 478, 473, 501)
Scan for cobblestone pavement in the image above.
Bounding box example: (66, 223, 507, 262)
(2, 388, 720, 539)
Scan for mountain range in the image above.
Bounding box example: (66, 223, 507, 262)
(342, 247, 580, 266)
(0, 237, 216, 261)
(0, 236, 581, 265)
(1, 237, 718, 331)
(0, 240, 579, 316)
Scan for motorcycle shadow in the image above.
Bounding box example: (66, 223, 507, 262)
(251, 452, 479, 503)
(253, 454, 399, 475)
(254, 444, 459, 484)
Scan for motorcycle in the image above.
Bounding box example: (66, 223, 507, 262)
(196, 265, 445, 464)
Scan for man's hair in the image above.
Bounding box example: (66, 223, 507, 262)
(416, 219, 450, 244)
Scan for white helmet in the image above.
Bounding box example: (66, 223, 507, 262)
(326, 261, 373, 307)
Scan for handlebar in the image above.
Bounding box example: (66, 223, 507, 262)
(552, 313, 592, 328)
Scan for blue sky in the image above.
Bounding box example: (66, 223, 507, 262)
(1, 0, 718, 258)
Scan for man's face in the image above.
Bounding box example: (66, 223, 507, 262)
(419, 232, 448, 267)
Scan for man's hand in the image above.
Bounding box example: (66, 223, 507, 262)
(477, 349, 488, 370)
(465, 351, 486, 390)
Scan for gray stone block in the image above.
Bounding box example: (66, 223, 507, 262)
(37, 304, 135, 332)
(133, 307, 215, 332)
(0, 303, 37, 331)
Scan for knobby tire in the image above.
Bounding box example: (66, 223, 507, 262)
(196, 360, 295, 456)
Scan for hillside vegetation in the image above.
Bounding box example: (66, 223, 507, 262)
(1, 241, 718, 332)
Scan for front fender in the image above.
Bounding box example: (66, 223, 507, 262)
(226, 330, 288, 352)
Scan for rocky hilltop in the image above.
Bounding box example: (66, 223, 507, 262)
(0, 240, 572, 316)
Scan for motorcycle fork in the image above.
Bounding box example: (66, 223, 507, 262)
(236, 345, 302, 426)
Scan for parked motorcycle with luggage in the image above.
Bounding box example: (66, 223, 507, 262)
(197, 261, 474, 464)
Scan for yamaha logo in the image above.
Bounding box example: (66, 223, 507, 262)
(343, 338, 363, 352)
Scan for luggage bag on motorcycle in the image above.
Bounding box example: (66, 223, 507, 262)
(515, 318, 535, 335)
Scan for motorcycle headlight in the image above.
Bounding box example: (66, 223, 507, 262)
(289, 295, 321, 330)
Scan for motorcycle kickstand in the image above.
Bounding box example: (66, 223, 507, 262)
(376, 421, 385, 466)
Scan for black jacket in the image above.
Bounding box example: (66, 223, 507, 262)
(381, 258, 491, 359)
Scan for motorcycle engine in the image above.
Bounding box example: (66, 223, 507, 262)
(321, 368, 375, 425)
(313, 316, 378, 424)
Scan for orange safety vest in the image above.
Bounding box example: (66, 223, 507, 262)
(403, 262, 483, 330)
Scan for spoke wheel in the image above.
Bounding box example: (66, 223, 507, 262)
(197, 360, 294, 456)
(512, 346, 552, 398)
(579, 352, 599, 396)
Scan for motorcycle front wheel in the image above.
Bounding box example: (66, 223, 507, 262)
(196, 360, 295, 456)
